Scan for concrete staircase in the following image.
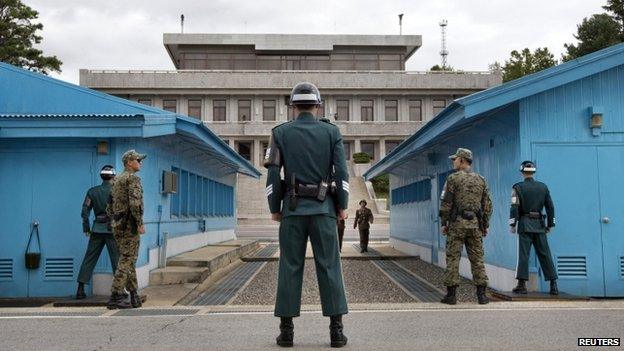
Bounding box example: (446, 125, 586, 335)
(149, 240, 259, 285)
(236, 166, 388, 225)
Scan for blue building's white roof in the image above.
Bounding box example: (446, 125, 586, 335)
(364, 43, 624, 180)
(0, 63, 260, 178)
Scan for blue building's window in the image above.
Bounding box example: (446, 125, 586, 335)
(189, 174, 197, 217)
(171, 167, 180, 217)
(180, 170, 189, 217)
(170, 166, 235, 219)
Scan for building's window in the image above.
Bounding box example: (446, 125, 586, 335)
(285, 96, 296, 120)
(285, 56, 301, 70)
(408, 99, 422, 121)
(180, 170, 189, 216)
(261, 141, 269, 161)
(171, 167, 180, 217)
(317, 100, 326, 118)
(361, 100, 374, 121)
(213, 99, 227, 121)
(343, 141, 351, 160)
(163, 99, 177, 113)
(386, 141, 401, 154)
(331, 54, 354, 70)
(189, 174, 197, 216)
(361, 141, 375, 160)
(433, 99, 447, 116)
(379, 54, 402, 70)
(257, 55, 282, 70)
(232, 54, 256, 70)
(238, 99, 251, 122)
(237, 142, 252, 161)
(206, 53, 231, 70)
(263, 100, 276, 121)
(187, 99, 202, 119)
(385, 100, 398, 121)
(138, 99, 152, 106)
(305, 55, 330, 70)
(336, 100, 349, 121)
(355, 54, 378, 70)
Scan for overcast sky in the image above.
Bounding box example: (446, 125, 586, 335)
(25, 0, 606, 84)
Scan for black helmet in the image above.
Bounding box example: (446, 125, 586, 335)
(520, 160, 536, 173)
(289, 82, 321, 106)
(100, 165, 116, 180)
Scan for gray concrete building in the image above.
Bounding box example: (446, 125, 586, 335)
(80, 33, 501, 222)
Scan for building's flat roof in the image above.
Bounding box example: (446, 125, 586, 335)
(163, 33, 422, 67)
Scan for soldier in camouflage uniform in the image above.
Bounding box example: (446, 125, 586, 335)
(439, 148, 492, 305)
(353, 200, 374, 253)
(106, 150, 146, 310)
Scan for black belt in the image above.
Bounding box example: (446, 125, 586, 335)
(522, 212, 542, 219)
(287, 183, 321, 198)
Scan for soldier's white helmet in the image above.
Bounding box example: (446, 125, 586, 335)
(289, 82, 321, 106)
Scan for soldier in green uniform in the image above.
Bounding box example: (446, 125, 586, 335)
(353, 200, 374, 252)
(337, 214, 347, 252)
(264, 82, 349, 348)
(106, 150, 146, 309)
(439, 148, 493, 305)
(76, 165, 119, 299)
(509, 160, 558, 295)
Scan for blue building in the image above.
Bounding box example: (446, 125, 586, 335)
(0, 63, 260, 298)
(365, 44, 624, 297)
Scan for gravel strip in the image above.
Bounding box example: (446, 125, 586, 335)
(397, 259, 479, 303)
(232, 259, 416, 305)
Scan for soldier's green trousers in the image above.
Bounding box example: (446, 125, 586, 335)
(111, 233, 140, 294)
(444, 228, 489, 287)
(77, 233, 119, 284)
(516, 232, 557, 281)
(275, 215, 348, 317)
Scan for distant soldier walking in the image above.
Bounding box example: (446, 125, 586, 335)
(509, 161, 558, 295)
(106, 150, 146, 309)
(439, 148, 492, 305)
(76, 165, 119, 299)
(337, 214, 347, 252)
(265, 82, 349, 348)
(353, 200, 374, 253)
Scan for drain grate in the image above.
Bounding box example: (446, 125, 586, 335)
(353, 244, 380, 256)
(113, 308, 200, 317)
(192, 262, 265, 305)
(253, 244, 279, 258)
(373, 260, 444, 302)
(0, 311, 104, 317)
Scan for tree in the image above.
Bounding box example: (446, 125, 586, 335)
(488, 61, 502, 74)
(502, 48, 557, 82)
(563, 14, 622, 61)
(0, 0, 62, 74)
(603, 0, 624, 35)
(430, 64, 454, 71)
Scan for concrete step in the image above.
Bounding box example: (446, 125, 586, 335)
(149, 240, 260, 286)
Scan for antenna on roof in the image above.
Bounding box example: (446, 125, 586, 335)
(398, 14, 404, 35)
(439, 19, 449, 68)
(181, 14, 185, 34)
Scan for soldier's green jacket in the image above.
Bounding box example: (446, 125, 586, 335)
(439, 169, 493, 230)
(354, 207, 374, 230)
(265, 112, 349, 217)
(81, 182, 113, 234)
(509, 177, 555, 233)
(107, 170, 144, 233)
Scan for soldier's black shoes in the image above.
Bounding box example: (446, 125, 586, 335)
(440, 286, 457, 305)
(130, 290, 142, 308)
(476, 285, 490, 305)
(329, 315, 347, 348)
(276, 317, 294, 347)
(512, 279, 528, 294)
(549, 280, 559, 295)
(106, 292, 132, 310)
(75, 283, 86, 300)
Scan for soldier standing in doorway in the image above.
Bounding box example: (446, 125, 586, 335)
(439, 148, 492, 305)
(106, 150, 146, 309)
(264, 82, 349, 348)
(353, 200, 374, 253)
(509, 160, 558, 295)
(76, 165, 119, 299)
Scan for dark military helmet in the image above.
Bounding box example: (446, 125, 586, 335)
(359, 199, 367, 206)
(100, 165, 116, 180)
(289, 82, 321, 106)
(520, 160, 537, 173)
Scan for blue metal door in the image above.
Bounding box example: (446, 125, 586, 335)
(596, 146, 624, 296)
(535, 145, 604, 296)
(0, 148, 94, 297)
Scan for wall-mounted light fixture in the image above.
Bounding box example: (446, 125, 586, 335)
(589, 106, 603, 137)
(97, 141, 109, 155)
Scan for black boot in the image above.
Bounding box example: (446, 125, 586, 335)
(276, 317, 294, 347)
(512, 279, 528, 294)
(130, 290, 142, 308)
(75, 283, 86, 300)
(476, 285, 490, 305)
(549, 280, 559, 295)
(330, 315, 348, 348)
(440, 286, 457, 305)
(106, 292, 123, 310)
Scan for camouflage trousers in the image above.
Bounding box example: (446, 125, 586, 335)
(444, 228, 489, 287)
(111, 232, 140, 294)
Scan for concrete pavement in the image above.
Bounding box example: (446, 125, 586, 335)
(1, 301, 622, 350)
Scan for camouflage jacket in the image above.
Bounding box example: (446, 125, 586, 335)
(354, 207, 374, 230)
(439, 169, 492, 230)
(107, 170, 144, 233)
